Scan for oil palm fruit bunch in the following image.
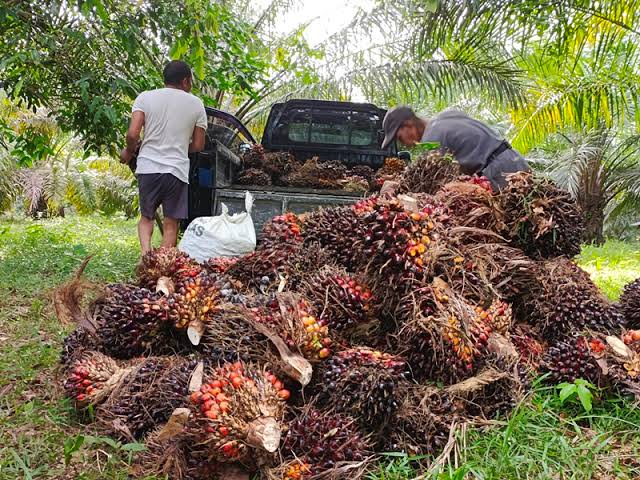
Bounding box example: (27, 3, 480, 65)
(399, 281, 493, 384)
(434, 180, 504, 233)
(94, 284, 171, 359)
(282, 407, 370, 472)
(285, 157, 331, 189)
(302, 206, 366, 270)
(351, 196, 379, 216)
(187, 362, 287, 464)
(316, 347, 409, 428)
(64, 351, 123, 408)
(357, 198, 438, 280)
(479, 299, 512, 336)
(318, 160, 347, 183)
(60, 327, 100, 366)
(603, 330, 640, 386)
(98, 357, 197, 440)
(276, 460, 313, 480)
(136, 247, 201, 290)
(498, 171, 584, 258)
(237, 168, 272, 186)
(510, 323, 545, 371)
(263, 152, 299, 185)
(398, 150, 459, 195)
(349, 165, 375, 187)
(301, 266, 374, 333)
(202, 257, 238, 276)
(542, 335, 604, 384)
(374, 157, 407, 187)
(342, 175, 370, 193)
(532, 258, 624, 340)
(167, 275, 218, 333)
(260, 213, 303, 250)
(619, 278, 640, 328)
(227, 243, 300, 291)
(242, 144, 266, 169)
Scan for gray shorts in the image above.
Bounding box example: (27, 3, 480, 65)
(137, 173, 188, 219)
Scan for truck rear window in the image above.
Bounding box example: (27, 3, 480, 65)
(272, 108, 381, 147)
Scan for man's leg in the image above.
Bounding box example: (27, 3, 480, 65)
(161, 217, 179, 247)
(138, 216, 154, 254)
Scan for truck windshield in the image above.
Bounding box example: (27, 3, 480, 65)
(273, 108, 381, 148)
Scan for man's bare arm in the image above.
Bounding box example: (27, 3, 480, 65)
(189, 126, 206, 153)
(120, 111, 145, 164)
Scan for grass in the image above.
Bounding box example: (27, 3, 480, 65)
(0, 215, 639, 480)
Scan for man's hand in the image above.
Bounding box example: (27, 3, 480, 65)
(120, 147, 134, 165)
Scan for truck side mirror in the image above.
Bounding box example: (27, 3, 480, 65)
(397, 151, 411, 162)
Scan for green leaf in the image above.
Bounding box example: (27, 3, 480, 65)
(120, 442, 146, 452)
(576, 384, 593, 412)
(425, 0, 439, 13)
(558, 383, 577, 403)
(63, 434, 85, 466)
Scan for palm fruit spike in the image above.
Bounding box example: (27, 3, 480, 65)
(237, 168, 272, 186)
(60, 327, 100, 366)
(399, 279, 493, 384)
(63, 351, 124, 408)
(316, 347, 409, 429)
(136, 247, 201, 290)
(531, 257, 624, 340)
(499, 171, 584, 258)
(302, 206, 366, 270)
(541, 335, 604, 384)
(619, 278, 640, 328)
(358, 197, 439, 281)
(167, 275, 218, 345)
(478, 299, 512, 336)
(282, 407, 370, 472)
(397, 150, 459, 195)
(94, 284, 172, 359)
(186, 362, 287, 464)
(242, 144, 265, 169)
(97, 357, 198, 440)
(301, 265, 374, 333)
(202, 256, 239, 276)
(259, 213, 303, 250)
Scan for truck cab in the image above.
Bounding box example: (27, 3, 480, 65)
(186, 99, 399, 232)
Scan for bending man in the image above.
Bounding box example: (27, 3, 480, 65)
(120, 60, 207, 254)
(381, 106, 529, 189)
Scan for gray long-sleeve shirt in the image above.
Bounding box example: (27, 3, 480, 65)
(420, 110, 528, 188)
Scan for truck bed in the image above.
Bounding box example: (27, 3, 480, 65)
(214, 186, 365, 234)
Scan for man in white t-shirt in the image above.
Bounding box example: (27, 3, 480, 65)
(120, 60, 208, 254)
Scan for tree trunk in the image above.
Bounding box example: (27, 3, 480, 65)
(578, 193, 605, 245)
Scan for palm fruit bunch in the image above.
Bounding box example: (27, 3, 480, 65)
(136, 247, 201, 290)
(285, 157, 342, 189)
(60, 327, 99, 366)
(317, 160, 348, 184)
(94, 284, 172, 359)
(342, 175, 370, 193)
(374, 157, 407, 188)
(98, 357, 197, 440)
(349, 165, 375, 188)
(351, 196, 379, 216)
(510, 323, 546, 371)
(398, 150, 459, 195)
(259, 213, 303, 250)
(531, 257, 624, 340)
(263, 152, 299, 185)
(619, 278, 640, 328)
(600, 330, 640, 389)
(302, 206, 366, 270)
(463, 175, 493, 192)
(242, 144, 266, 169)
(498, 171, 585, 258)
(282, 407, 370, 472)
(357, 197, 438, 280)
(186, 362, 287, 464)
(316, 347, 409, 428)
(167, 275, 218, 333)
(237, 168, 272, 186)
(201, 256, 238, 276)
(434, 180, 504, 233)
(226, 243, 302, 292)
(64, 351, 123, 408)
(541, 335, 604, 384)
(301, 266, 374, 333)
(478, 299, 512, 336)
(399, 281, 493, 384)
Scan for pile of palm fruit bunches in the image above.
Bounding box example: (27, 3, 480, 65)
(57, 150, 640, 479)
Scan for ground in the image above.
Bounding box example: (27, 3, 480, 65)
(0, 216, 639, 480)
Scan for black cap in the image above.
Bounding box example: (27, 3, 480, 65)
(381, 106, 415, 149)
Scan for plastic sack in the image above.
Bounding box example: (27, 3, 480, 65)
(178, 192, 256, 263)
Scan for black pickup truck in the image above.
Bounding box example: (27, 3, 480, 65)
(186, 99, 401, 232)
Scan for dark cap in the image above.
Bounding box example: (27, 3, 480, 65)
(381, 106, 415, 149)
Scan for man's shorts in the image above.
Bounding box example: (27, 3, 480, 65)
(137, 173, 188, 219)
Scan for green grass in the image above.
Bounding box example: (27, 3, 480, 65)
(0, 215, 638, 479)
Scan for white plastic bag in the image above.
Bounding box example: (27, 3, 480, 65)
(179, 191, 256, 263)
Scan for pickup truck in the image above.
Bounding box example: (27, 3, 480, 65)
(186, 99, 402, 233)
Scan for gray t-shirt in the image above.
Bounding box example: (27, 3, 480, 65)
(420, 110, 504, 175)
(132, 88, 208, 184)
